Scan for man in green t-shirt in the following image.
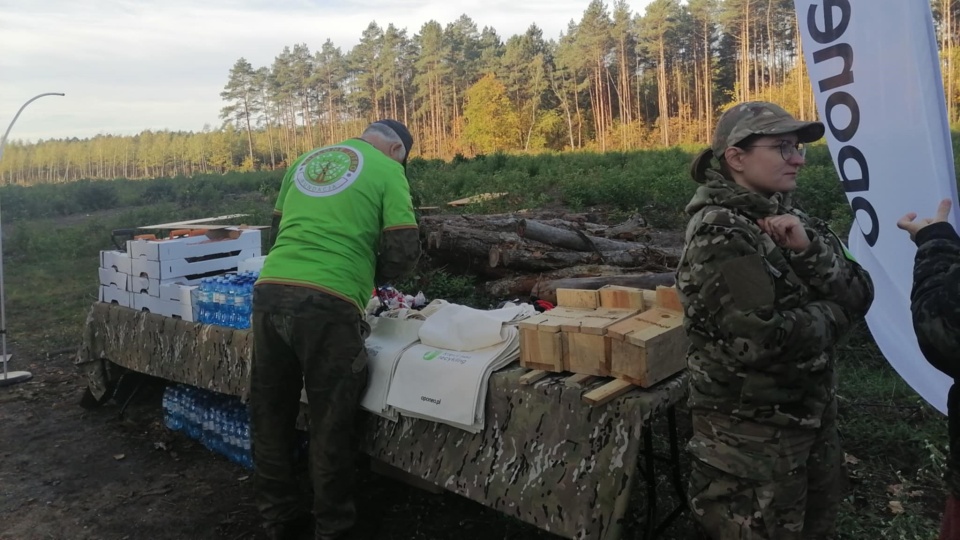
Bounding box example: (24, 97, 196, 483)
(251, 120, 421, 540)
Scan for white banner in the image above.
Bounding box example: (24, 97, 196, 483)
(796, 0, 958, 413)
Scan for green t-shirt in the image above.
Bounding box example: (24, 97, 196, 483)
(257, 138, 417, 312)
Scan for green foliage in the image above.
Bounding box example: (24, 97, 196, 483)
(463, 74, 521, 153)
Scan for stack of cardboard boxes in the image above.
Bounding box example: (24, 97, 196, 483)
(97, 229, 262, 321)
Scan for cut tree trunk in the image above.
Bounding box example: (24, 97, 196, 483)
(424, 225, 525, 259)
(490, 245, 677, 272)
(517, 218, 661, 253)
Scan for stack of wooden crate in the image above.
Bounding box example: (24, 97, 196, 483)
(518, 285, 688, 404)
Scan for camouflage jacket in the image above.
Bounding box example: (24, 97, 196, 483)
(676, 170, 874, 429)
(910, 221, 960, 496)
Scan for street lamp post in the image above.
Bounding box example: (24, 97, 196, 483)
(0, 92, 65, 387)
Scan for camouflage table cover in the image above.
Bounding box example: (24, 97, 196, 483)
(78, 303, 689, 540)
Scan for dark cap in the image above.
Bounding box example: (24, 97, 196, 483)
(690, 101, 825, 181)
(372, 119, 414, 167)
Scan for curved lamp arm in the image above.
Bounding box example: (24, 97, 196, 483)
(0, 92, 65, 162)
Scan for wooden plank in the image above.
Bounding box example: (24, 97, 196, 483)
(520, 327, 565, 372)
(641, 289, 657, 309)
(564, 372, 598, 389)
(563, 333, 609, 377)
(582, 379, 635, 406)
(447, 192, 508, 206)
(556, 288, 600, 309)
(598, 285, 645, 310)
(519, 369, 550, 385)
(137, 214, 251, 230)
(655, 286, 683, 312)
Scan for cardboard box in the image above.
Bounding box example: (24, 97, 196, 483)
(130, 248, 259, 281)
(128, 229, 261, 262)
(99, 284, 132, 307)
(132, 291, 194, 322)
(98, 267, 129, 291)
(99, 250, 132, 274)
(129, 275, 202, 297)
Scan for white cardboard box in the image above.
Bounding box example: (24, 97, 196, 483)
(132, 292, 194, 322)
(99, 250, 132, 274)
(98, 267, 129, 291)
(130, 248, 260, 281)
(128, 229, 261, 262)
(239, 255, 267, 273)
(99, 284, 132, 307)
(130, 275, 202, 297)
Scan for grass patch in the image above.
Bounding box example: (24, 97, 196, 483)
(835, 325, 945, 539)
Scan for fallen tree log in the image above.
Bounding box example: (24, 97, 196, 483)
(603, 213, 647, 240)
(483, 265, 630, 298)
(518, 218, 656, 252)
(424, 225, 525, 259)
(531, 272, 677, 304)
(490, 245, 677, 272)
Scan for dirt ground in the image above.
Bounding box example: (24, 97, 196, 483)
(1, 342, 684, 540)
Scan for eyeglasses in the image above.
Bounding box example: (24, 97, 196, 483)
(746, 141, 806, 161)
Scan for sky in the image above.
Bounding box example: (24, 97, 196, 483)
(0, 0, 654, 144)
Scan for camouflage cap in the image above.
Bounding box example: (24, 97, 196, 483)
(691, 101, 825, 181)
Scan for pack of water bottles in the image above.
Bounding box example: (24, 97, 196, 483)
(162, 383, 253, 469)
(195, 271, 258, 329)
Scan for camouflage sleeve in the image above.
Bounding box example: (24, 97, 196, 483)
(787, 228, 874, 317)
(681, 220, 850, 369)
(911, 221, 960, 379)
(375, 228, 421, 285)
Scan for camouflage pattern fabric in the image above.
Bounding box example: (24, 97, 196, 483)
(688, 399, 843, 539)
(676, 170, 873, 537)
(77, 302, 689, 540)
(710, 102, 824, 158)
(78, 303, 253, 400)
(251, 285, 370, 538)
(909, 221, 960, 497)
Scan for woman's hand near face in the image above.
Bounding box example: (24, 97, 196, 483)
(757, 215, 811, 252)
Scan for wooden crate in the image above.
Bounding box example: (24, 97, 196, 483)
(519, 307, 594, 372)
(655, 285, 684, 312)
(606, 307, 688, 387)
(598, 285, 645, 310)
(560, 308, 639, 377)
(556, 288, 600, 309)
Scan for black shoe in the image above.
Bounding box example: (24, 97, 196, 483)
(264, 514, 314, 540)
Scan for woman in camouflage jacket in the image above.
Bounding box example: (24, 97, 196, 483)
(677, 101, 874, 539)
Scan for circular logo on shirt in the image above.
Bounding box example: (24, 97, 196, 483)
(293, 145, 364, 197)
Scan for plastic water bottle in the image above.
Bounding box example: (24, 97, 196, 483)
(168, 386, 183, 431)
(232, 281, 246, 329)
(185, 393, 200, 440)
(199, 279, 214, 324)
(162, 386, 176, 430)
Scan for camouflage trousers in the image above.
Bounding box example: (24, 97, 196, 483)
(687, 399, 843, 540)
(251, 284, 370, 539)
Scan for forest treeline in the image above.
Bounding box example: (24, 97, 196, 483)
(3, 0, 959, 186)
